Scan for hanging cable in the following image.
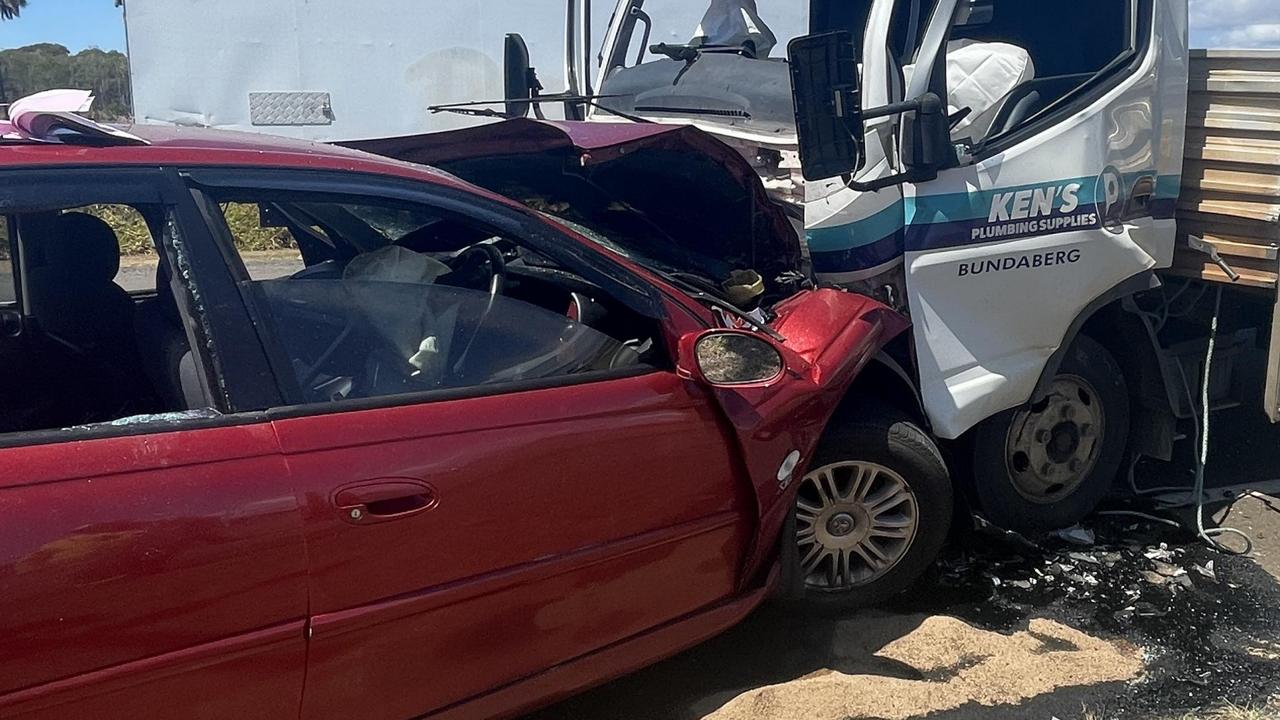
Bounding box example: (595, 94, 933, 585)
(1191, 286, 1253, 555)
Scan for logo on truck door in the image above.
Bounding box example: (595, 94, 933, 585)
(975, 181, 1099, 242)
(1096, 166, 1127, 234)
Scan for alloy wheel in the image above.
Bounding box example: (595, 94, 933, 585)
(795, 461, 919, 591)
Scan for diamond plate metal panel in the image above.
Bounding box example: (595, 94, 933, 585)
(249, 92, 334, 126)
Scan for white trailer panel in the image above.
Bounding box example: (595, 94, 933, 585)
(124, 0, 590, 141)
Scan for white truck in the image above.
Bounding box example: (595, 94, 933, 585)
(458, 0, 1279, 536)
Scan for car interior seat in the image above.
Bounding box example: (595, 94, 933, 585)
(134, 262, 208, 411)
(25, 212, 139, 360)
(23, 211, 158, 421)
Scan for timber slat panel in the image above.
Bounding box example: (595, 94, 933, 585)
(1178, 51, 1280, 288)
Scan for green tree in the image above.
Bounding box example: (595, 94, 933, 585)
(0, 44, 131, 120)
(0, 0, 28, 21)
(1, 1, 122, 20)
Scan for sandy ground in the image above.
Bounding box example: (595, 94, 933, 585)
(704, 616, 1141, 720)
(527, 606, 1151, 720)
(1227, 495, 1280, 581)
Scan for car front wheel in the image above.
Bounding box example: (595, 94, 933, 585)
(785, 407, 954, 611)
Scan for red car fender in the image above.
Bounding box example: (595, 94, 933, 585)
(692, 289, 911, 588)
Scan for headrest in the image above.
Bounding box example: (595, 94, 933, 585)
(694, 0, 778, 57)
(40, 212, 123, 284)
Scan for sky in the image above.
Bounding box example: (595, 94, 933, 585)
(0, 0, 1278, 53)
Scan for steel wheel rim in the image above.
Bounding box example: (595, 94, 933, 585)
(795, 461, 919, 591)
(1004, 374, 1105, 505)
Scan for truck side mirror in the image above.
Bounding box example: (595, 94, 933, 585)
(504, 33, 541, 119)
(788, 31, 865, 182)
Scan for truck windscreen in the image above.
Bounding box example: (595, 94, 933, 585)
(596, 0, 809, 139)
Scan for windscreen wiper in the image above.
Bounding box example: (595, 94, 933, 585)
(428, 94, 649, 124)
(650, 43, 702, 64)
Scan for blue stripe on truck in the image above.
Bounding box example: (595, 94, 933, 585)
(809, 173, 1181, 275)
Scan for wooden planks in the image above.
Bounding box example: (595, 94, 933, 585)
(1178, 50, 1280, 288)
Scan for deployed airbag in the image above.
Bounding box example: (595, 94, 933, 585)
(904, 40, 1036, 141)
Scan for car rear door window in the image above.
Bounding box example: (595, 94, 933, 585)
(0, 192, 218, 437)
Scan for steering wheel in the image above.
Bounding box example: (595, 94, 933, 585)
(448, 244, 508, 381)
(450, 244, 507, 298)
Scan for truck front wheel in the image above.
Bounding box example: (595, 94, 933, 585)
(971, 335, 1130, 533)
(785, 407, 953, 611)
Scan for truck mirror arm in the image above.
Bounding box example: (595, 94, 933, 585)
(843, 93, 957, 192)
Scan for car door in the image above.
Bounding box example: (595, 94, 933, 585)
(0, 169, 308, 719)
(897, 0, 1186, 440)
(181, 169, 753, 720)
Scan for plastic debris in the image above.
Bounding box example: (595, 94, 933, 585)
(1194, 561, 1217, 582)
(1054, 525, 1097, 546)
(1153, 560, 1187, 578)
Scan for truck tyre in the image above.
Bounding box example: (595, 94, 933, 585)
(971, 335, 1129, 533)
(785, 407, 953, 612)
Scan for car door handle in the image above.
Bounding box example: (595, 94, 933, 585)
(334, 479, 438, 525)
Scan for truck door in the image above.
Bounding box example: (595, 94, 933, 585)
(896, 0, 1189, 440)
(804, 0, 911, 293)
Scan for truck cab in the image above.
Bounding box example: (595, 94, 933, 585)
(569, 0, 1215, 532)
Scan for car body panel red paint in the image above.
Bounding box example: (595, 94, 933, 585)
(279, 371, 752, 719)
(0, 423, 308, 718)
(430, 571, 775, 720)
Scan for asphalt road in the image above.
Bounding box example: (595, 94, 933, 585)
(112, 252, 304, 292)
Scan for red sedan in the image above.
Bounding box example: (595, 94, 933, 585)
(0, 117, 952, 719)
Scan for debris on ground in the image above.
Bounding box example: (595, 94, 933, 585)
(1055, 525, 1098, 546)
(924, 515, 1280, 717)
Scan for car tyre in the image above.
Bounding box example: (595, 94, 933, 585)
(784, 406, 953, 612)
(970, 335, 1129, 534)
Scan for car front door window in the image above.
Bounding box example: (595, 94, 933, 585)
(200, 191, 657, 407)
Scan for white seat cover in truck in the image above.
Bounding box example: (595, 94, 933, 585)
(904, 40, 1036, 141)
(694, 0, 778, 57)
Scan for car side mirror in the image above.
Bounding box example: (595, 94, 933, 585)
(788, 31, 865, 182)
(504, 33, 541, 119)
(678, 330, 786, 386)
